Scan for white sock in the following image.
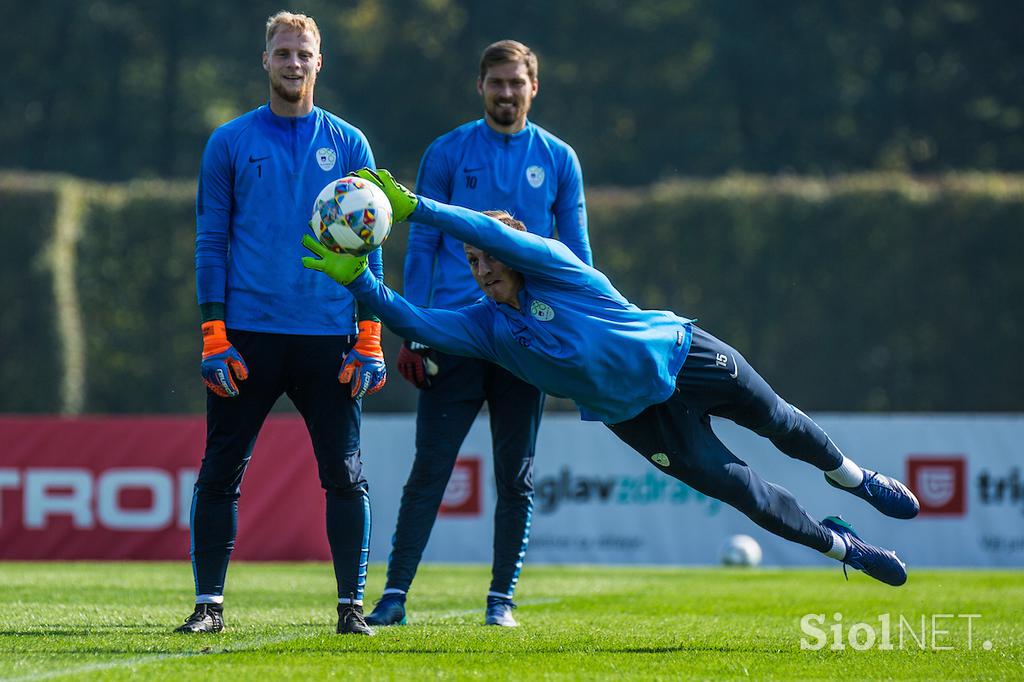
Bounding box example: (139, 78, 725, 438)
(196, 594, 224, 605)
(826, 456, 864, 488)
(823, 530, 848, 560)
(338, 597, 363, 606)
(382, 588, 407, 598)
(487, 591, 513, 600)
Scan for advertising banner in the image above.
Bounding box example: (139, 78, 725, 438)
(0, 416, 330, 560)
(1, 414, 1021, 567)
(511, 414, 1024, 568)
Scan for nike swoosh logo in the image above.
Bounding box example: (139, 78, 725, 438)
(463, 166, 484, 173)
(730, 354, 739, 379)
(248, 154, 270, 163)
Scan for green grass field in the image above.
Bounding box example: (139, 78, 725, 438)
(1, 562, 1021, 681)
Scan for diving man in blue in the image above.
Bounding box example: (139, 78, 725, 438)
(303, 169, 921, 593)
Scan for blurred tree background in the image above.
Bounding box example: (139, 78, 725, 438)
(2, 0, 1022, 414)
(5, 0, 1023, 183)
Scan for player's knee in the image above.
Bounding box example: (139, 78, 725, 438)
(709, 462, 768, 512)
(317, 451, 367, 496)
(740, 486, 776, 523)
(494, 476, 533, 500)
(407, 459, 456, 487)
(399, 478, 448, 510)
(751, 398, 798, 439)
(194, 479, 241, 499)
(324, 480, 368, 500)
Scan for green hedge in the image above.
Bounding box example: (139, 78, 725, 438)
(1, 172, 1021, 414)
(76, 182, 200, 412)
(0, 175, 63, 412)
(589, 175, 1024, 411)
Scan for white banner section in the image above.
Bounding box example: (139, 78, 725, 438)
(360, 414, 1023, 567)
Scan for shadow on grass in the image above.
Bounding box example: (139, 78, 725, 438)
(252, 642, 773, 655)
(0, 643, 794, 664)
(0, 621, 327, 637)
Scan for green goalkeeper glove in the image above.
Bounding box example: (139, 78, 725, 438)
(301, 234, 368, 285)
(352, 168, 418, 223)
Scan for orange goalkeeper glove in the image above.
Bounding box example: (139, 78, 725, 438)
(200, 320, 249, 398)
(339, 320, 387, 399)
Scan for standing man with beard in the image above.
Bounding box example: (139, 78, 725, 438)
(365, 40, 590, 628)
(177, 11, 385, 636)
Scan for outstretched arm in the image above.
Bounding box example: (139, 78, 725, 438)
(353, 169, 590, 285)
(349, 269, 494, 358)
(300, 235, 495, 360)
(413, 197, 575, 277)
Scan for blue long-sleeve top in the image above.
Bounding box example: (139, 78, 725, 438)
(347, 197, 692, 424)
(403, 119, 590, 309)
(195, 104, 382, 334)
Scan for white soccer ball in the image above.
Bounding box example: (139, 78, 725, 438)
(311, 176, 393, 255)
(719, 534, 763, 567)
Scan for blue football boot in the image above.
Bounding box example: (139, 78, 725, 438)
(822, 516, 907, 586)
(365, 594, 407, 626)
(826, 468, 920, 519)
(485, 596, 518, 627)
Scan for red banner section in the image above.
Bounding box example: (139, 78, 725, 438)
(0, 416, 330, 560)
(439, 456, 482, 516)
(906, 456, 968, 516)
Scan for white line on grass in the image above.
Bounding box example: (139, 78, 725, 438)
(2, 598, 563, 682)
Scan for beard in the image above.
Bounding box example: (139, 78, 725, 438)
(271, 73, 312, 103)
(487, 99, 524, 126)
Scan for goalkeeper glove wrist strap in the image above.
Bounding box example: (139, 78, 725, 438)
(353, 320, 383, 355)
(201, 319, 232, 357)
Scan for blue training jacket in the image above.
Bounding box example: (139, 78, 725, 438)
(348, 197, 692, 424)
(404, 119, 590, 309)
(195, 104, 382, 334)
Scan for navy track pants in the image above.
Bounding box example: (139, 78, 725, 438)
(190, 330, 370, 601)
(607, 326, 842, 552)
(383, 352, 543, 598)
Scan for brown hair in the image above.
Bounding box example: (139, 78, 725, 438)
(483, 210, 527, 232)
(479, 40, 538, 81)
(265, 11, 321, 50)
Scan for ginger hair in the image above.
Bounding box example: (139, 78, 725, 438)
(266, 11, 321, 51)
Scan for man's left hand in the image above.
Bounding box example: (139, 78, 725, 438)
(301, 234, 368, 285)
(340, 320, 387, 399)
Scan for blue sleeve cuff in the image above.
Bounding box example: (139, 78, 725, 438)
(347, 266, 377, 296)
(410, 196, 434, 224)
